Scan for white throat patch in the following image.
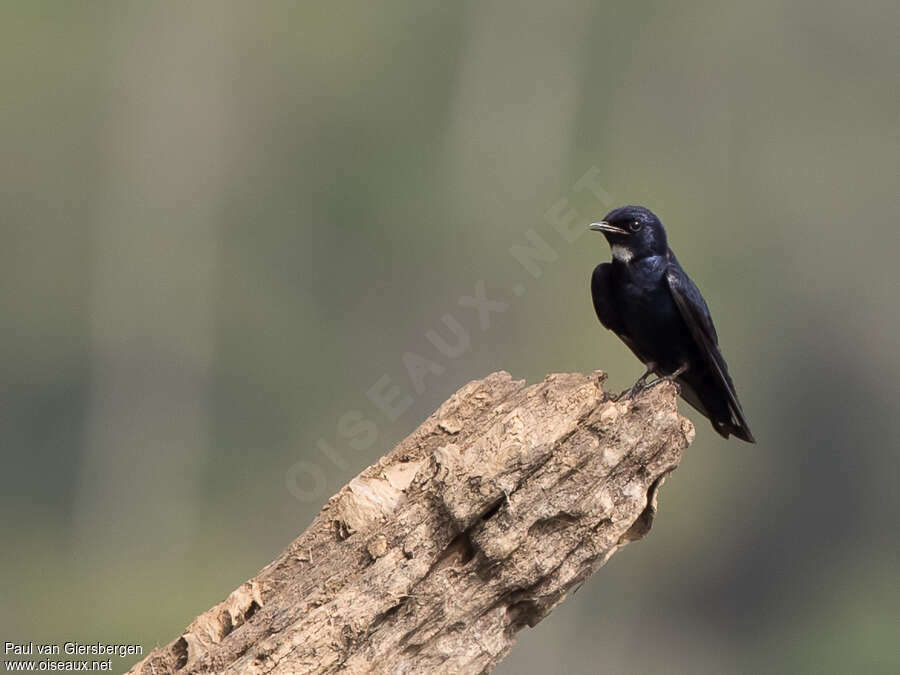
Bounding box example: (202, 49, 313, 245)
(611, 244, 633, 263)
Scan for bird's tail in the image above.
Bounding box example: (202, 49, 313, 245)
(716, 418, 755, 443)
(679, 378, 756, 444)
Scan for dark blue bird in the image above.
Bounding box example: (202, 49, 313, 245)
(589, 205, 755, 442)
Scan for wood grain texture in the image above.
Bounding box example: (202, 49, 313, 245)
(129, 370, 694, 674)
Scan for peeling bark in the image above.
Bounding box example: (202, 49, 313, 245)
(129, 370, 694, 674)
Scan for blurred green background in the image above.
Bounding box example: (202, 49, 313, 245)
(1, 1, 898, 673)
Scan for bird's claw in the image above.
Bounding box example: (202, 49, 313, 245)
(640, 364, 688, 396)
(614, 382, 645, 401)
(643, 376, 682, 395)
(614, 364, 685, 401)
(614, 371, 654, 401)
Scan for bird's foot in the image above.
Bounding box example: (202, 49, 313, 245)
(613, 365, 656, 401)
(641, 363, 689, 395)
(614, 381, 646, 401)
(643, 376, 682, 395)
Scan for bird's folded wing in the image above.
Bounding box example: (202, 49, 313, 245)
(591, 263, 644, 361)
(591, 264, 623, 333)
(664, 255, 750, 433)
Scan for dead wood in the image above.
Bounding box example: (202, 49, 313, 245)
(129, 370, 694, 674)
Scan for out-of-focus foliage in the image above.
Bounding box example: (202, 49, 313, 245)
(1, 2, 897, 672)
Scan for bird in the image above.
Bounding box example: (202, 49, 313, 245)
(589, 205, 755, 442)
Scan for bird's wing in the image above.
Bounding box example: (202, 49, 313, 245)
(591, 263, 643, 358)
(591, 264, 623, 332)
(665, 251, 754, 441)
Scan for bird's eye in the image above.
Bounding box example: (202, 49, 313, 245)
(629, 220, 642, 232)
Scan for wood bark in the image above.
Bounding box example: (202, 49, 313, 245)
(129, 370, 694, 674)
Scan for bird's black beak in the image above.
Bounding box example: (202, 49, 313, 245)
(589, 221, 628, 235)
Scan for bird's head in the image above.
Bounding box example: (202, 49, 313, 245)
(589, 205, 667, 262)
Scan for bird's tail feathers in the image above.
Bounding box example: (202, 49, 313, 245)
(718, 418, 755, 443)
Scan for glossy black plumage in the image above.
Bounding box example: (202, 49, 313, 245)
(589, 205, 755, 442)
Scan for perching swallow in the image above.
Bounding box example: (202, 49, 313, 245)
(590, 205, 755, 442)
